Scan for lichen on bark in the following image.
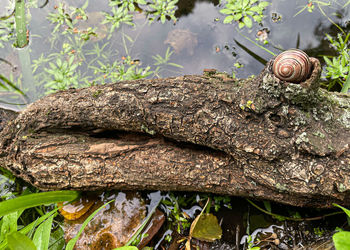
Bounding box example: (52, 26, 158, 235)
(0, 58, 349, 208)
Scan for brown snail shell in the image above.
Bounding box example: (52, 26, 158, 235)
(272, 49, 312, 83)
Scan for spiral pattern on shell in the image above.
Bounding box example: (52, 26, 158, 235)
(272, 49, 312, 83)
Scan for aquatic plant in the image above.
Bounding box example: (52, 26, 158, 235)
(322, 33, 350, 92)
(152, 47, 183, 77)
(147, 0, 178, 23)
(161, 193, 192, 233)
(14, 0, 28, 48)
(0, 190, 79, 250)
(294, 0, 348, 34)
(109, 0, 147, 12)
(102, 3, 134, 35)
(47, 1, 88, 34)
(220, 0, 270, 29)
(332, 204, 350, 249)
(44, 55, 81, 94)
(0, 16, 15, 48)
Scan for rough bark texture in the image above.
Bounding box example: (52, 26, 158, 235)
(0, 59, 349, 208)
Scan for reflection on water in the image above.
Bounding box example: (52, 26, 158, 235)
(0, 0, 349, 108)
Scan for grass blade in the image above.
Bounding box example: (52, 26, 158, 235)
(0, 74, 25, 95)
(32, 213, 54, 250)
(0, 191, 80, 217)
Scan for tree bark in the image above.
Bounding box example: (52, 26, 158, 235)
(0, 59, 349, 208)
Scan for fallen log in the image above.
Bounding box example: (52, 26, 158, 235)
(0, 58, 349, 208)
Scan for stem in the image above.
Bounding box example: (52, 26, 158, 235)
(247, 199, 343, 222)
(341, 69, 350, 93)
(15, 0, 28, 48)
(18, 47, 36, 102)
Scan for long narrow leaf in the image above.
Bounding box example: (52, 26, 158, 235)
(0, 74, 26, 95)
(20, 207, 59, 235)
(341, 70, 350, 93)
(32, 213, 54, 250)
(0, 191, 80, 217)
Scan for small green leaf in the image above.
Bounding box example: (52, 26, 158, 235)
(220, 9, 233, 15)
(191, 213, 222, 242)
(233, 13, 242, 21)
(333, 204, 350, 218)
(223, 15, 234, 24)
(0, 212, 20, 243)
(259, 1, 270, 8)
(161, 15, 166, 23)
(249, 6, 261, 12)
(333, 231, 350, 250)
(243, 16, 253, 28)
(7, 232, 37, 250)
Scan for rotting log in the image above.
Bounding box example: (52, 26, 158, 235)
(0, 59, 349, 208)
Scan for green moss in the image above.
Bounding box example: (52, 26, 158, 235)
(312, 131, 325, 138)
(92, 90, 102, 98)
(141, 124, 156, 135)
(239, 100, 254, 111)
(275, 183, 288, 192)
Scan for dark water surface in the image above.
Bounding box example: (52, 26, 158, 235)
(0, 0, 349, 106)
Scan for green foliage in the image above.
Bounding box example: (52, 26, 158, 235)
(246, 234, 260, 250)
(3, 0, 184, 97)
(147, 0, 178, 23)
(44, 55, 80, 94)
(32, 213, 54, 250)
(109, 0, 147, 12)
(90, 57, 152, 84)
(0, 190, 79, 217)
(0, 191, 79, 250)
(7, 231, 37, 250)
(102, 3, 134, 36)
(0, 16, 15, 48)
(220, 0, 269, 29)
(322, 33, 350, 92)
(152, 47, 183, 77)
(0, 74, 25, 97)
(161, 193, 191, 233)
(47, 1, 88, 34)
(191, 213, 222, 242)
(333, 231, 350, 250)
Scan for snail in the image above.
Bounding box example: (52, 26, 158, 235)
(272, 49, 312, 83)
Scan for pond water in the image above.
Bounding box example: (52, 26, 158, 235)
(0, 0, 350, 249)
(0, 0, 349, 107)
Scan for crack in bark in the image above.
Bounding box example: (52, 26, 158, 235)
(0, 59, 349, 207)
